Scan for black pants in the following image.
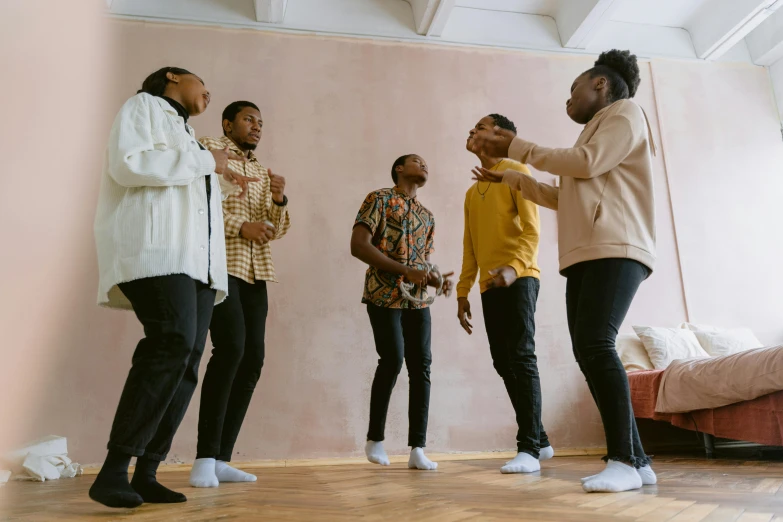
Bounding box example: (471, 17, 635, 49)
(197, 276, 268, 461)
(366, 304, 432, 448)
(108, 275, 215, 461)
(564, 258, 651, 468)
(481, 277, 549, 457)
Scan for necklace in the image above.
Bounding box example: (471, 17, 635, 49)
(478, 163, 501, 199)
(477, 181, 491, 199)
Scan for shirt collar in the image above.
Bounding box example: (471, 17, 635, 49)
(392, 186, 418, 203)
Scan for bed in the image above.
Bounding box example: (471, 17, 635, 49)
(628, 344, 783, 455)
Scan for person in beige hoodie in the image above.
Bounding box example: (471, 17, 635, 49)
(471, 50, 657, 494)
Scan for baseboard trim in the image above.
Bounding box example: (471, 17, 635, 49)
(81, 447, 606, 475)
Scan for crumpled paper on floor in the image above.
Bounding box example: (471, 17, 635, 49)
(17, 454, 82, 482)
(2, 436, 82, 482)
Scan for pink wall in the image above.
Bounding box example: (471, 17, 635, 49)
(650, 60, 783, 346)
(3, 17, 780, 466)
(0, 0, 113, 457)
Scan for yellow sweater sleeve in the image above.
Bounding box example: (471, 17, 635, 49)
(509, 173, 540, 279)
(456, 191, 478, 299)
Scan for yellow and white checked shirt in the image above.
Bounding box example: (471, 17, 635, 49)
(199, 135, 291, 284)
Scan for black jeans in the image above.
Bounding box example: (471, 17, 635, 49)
(366, 304, 432, 448)
(108, 274, 215, 461)
(564, 258, 651, 468)
(481, 277, 549, 457)
(197, 276, 268, 461)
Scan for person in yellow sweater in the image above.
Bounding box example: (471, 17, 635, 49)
(457, 114, 553, 474)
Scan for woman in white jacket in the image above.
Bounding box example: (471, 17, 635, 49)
(90, 67, 255, 509)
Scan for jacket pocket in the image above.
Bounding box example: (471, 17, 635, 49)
(117, 199, 145, 258)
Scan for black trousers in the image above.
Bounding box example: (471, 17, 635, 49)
(108, 274, 215, 461)
(564, 258, 651, 468)
(481, 277, 549, 457)
(366, 304, 432, 449)
(197, 276, 268, 461)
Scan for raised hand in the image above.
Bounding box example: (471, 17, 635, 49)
(471, 166, 505, 184)
(457, 297, 473, 335)
(212, 146, 258, 198)
(469, 126, 516, 158)
(223, 168, 260, 199)
(211, 145, 246, 175)
(268, 169, 286, 204)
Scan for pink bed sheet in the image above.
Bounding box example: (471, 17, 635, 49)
(629, 369, 783, 447)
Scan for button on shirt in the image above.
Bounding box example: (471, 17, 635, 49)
(199, 136, 291, 284)
(354, 187, 435, 309)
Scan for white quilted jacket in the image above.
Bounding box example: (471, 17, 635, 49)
(94, 93, 229, 310)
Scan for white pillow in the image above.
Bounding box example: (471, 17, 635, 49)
(616, 333, 654, 372)
(633, 326, 710, 370)
(679, 323, 763, 357)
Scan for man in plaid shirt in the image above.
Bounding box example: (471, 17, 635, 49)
(191, 101, 291, 487)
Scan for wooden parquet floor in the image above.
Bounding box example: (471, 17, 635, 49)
(3, 456, 783, 521)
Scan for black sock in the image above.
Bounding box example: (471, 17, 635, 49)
(130, 456, 187, 504)
(89, 450, 144, 508)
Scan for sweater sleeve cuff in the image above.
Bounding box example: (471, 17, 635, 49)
(196, 149, 217, 176)
(508, 259, 527, 279)
(456, 287, 471, 299)
(508, 137, 532, 163)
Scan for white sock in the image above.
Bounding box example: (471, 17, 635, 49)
(581, 464, 656, 485)
(637, 464, 657, 485)
(408, 448, 438, 470)
(189, 458, 219, 488)
(539, 446, 555, 461)
(582, 460, 643, 493)
(215, 461, 257, 483)
(365, 441, 390, 466)
(500, 452, 540, 474)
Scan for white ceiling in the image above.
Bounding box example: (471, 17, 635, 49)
(454, 0, 558, 16)
(610, 0, 711, 28)
(106, 0, 783, 66)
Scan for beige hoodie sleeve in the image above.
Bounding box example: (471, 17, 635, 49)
(501, 170, 559, 211)
(507, 111, 642, 180)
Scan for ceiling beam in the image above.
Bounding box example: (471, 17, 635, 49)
(746, 6, 783, 65)
(555, 0, 620, 49)
(688, 0, 783, 60)
(408, 0, 456, 37)
(254, 0, 288, 24)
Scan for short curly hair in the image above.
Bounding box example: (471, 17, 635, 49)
(588, 49, 641, 102)
(487, 113, 517, 134)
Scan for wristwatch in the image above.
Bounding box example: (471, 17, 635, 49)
(273, 195, 288, 207)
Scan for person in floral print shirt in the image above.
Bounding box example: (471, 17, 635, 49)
(351, 154, 453, 471)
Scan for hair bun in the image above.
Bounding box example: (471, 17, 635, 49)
(595, 49, 640, 98)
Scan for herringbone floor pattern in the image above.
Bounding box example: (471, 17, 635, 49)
(2, 456, 783, 521)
